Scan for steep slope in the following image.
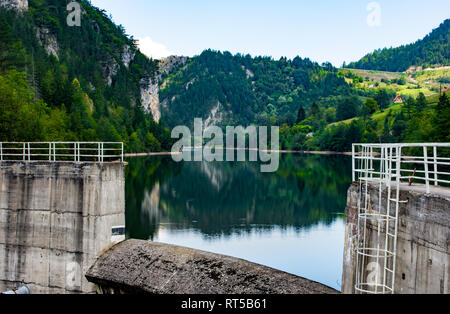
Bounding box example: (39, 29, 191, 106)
(0, 0, 172, 151)
(159, 50, 351, 128)
(346, 19, 449, 72)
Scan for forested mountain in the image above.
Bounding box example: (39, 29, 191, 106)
(159, 50, 352, 129)
(158, 48, 450, 152)
(1, 0, 449, 154)
(0, 0, 172, 152)
(346, 19, 449, 72)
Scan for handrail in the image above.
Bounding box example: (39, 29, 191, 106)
(353, 143, 450, 194)
(0, 142, 124, 163)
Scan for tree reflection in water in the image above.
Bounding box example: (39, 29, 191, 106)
(125, 153, 352, 241)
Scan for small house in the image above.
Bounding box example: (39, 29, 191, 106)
(393, 95, 403, 104)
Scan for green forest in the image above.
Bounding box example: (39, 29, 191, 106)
(0, 0, 173, 152)
(160, 50, 351, 129)
(160, 49, 450, 152)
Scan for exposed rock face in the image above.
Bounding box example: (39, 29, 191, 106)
(35, 27, 59, 59)
(159, 55, 188, 75)
(101, 58, 119, 86)
(86, 239, 339, 294)
(242, 65, 254, 79)
(102, 45, 136, 86)
(140, 78, 160, 122)
(204, 102, 224, 128)
(139, 55, 188, 123)
(0, 0, 28, 10)
(121, 45, 135, 69)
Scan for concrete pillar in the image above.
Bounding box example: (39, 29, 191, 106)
(0, 161, 125, 294)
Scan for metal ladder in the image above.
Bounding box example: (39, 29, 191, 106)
(354, 145, 401, 294)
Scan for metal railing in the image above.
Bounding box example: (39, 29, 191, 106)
(351, 143, 450, 294)
(0, 142, 124, 163)
(353, 143, 450, 193)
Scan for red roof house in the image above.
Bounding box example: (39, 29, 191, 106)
(393, 95, 403, 104)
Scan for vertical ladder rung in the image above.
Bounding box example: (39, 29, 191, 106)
(389, 198, 408, 203)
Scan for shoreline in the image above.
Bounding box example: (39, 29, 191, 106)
(124, 149, 352, 157)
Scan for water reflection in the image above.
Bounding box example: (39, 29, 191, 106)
(125, 154, 352, 290)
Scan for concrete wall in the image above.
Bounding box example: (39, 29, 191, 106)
(342, 182, 449, 294)
(0, 161, 125, 294)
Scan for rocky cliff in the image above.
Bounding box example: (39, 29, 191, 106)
(140, 55, 188, 123)
(35, 27, 59, 59)
(0, 0, 28, 10)
(0, 0, 184, 125)
(140, 77, 161, 122)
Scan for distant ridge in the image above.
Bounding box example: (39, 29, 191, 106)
(346, 19, 449, 72)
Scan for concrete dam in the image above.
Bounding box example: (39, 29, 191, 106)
(0, 142, 449, 294)
(0, 158, 336, 294)
(0, 142, 339, 294)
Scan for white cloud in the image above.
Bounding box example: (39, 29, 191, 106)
(137, 37, 174, 60)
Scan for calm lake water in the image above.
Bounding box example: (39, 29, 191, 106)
(125, 153, 352, 291)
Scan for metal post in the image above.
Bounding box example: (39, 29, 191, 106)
(369, 146, 373, 180)
(74, 143, 77, 162)
(28, 142, 30, 161)
(423, 146, 430, 194)
(433, 146, 438, 186)
(0, 142, 2, 161)
(391, 146, 402, 294)
(101, 143, 104, 162)
(23, 143, 25, 161)
(49, 143, 51, 161)
(352, 145, 356, 182)
(121, 142, 124, 163)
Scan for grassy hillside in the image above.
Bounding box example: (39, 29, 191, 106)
(328, 91, 447, 128)
(338, 67, 449, 99)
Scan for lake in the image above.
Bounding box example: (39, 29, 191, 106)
(125, 153, 352, 291)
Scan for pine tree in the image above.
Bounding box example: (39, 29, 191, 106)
(0, 16, 26, 73)
(416, 93, 427, 112)
(309, 102, 320, 117)
(434, 93, 450, 142)
(296, 105, 306, 123)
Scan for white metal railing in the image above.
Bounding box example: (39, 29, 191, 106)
(351, 143, 450, 294)
(0, 142, 124, 163)
(353, 143, 450, 193)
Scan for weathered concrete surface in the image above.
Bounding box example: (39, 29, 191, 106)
(0, 161, 125, 294)
(86, 239, 339, 294)
(342, 182, 450, 294)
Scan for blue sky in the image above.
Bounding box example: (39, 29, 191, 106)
(90, 0, 450, 66)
